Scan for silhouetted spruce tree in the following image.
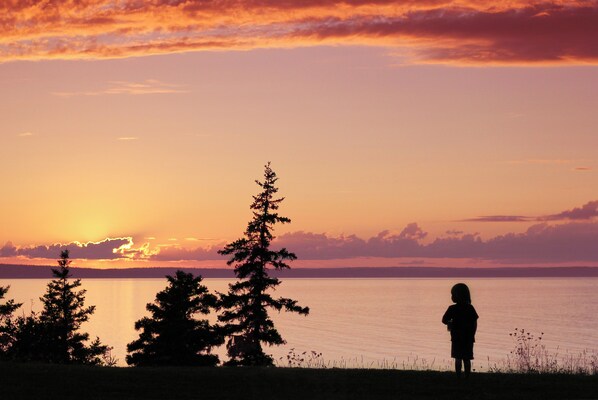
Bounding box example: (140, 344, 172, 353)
(8, 250, 110, 364)
(126, 270, 222, 366)
(218, 162, 309, 366)
(0, 286, 22, 357)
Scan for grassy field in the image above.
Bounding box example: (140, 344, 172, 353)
(1, 362, 596, 400)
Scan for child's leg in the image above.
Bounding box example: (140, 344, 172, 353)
(454, 359, 463, 376)
(463, 359, 471, 376)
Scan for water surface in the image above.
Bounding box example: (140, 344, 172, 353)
(4, 278, 597, 368)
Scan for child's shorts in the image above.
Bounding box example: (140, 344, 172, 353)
(451, 341, 474, 360)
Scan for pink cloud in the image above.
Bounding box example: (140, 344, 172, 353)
(469, 222, 598, 263)
(268, 226, 430, 260)
(541, 200, 598, 221)
(275, 222, 598, 263)
(0, 241, 18, 257)
(0, 237, 152, 260)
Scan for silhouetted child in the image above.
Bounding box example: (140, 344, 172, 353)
(442, 283, 478, 378)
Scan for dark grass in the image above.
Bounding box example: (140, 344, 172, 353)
(1, 362, 596, 400)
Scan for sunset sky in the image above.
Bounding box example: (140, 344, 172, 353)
(1, 0, 598, 268)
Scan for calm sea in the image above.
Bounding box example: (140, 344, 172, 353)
(3, 278, 597, 369)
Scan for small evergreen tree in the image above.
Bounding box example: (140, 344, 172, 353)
(126, 270, 222, 366)
(218, 162, 309, 366)
(8, 250, 110, 364)
(0, 286, 21, 356)
(6, 312, 48, 362)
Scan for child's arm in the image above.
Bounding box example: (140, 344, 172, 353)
(442, 307, 453, 331)
(471, 306, 479, 336)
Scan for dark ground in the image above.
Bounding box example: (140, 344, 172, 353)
(1, 362, 597, 400)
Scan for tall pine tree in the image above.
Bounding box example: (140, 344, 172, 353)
(218, 162, 309, 366)
(126, 270, 222, 366)
(9, 250, 110, 364)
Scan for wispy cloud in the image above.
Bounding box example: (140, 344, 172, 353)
(183, 237, 218, 242)
(574, 167, 592, 171)
(2, 1, 598, 64)
(463, 200, 598, 223)
(117, 137, 138, 141)
(53, 79, 188, 97)
(460, 215, 532, 223)
(17, 132, 34, 137)
(507, 159, 576, 165)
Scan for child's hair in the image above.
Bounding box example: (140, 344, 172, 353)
(451, 283, 471, 304)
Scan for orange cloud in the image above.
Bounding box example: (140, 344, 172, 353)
(1, 1, 597, 64)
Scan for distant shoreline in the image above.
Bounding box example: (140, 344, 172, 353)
(1, 264, 597, 279)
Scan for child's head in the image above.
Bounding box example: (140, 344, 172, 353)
(451, 283, 471, 304)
